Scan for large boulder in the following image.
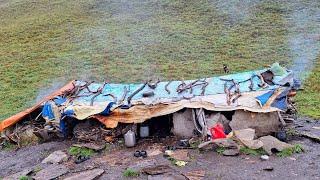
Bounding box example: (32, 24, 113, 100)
(259, 135, 293, 155)
(230, 110, 280, 137)
(171, 109, 195, 138)
(234, 128, 263, 149)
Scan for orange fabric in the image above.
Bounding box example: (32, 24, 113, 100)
(92, 115, 119, 128)
(0, 81, 75, 132)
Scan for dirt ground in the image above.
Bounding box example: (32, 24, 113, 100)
(1, 118, 320, 180)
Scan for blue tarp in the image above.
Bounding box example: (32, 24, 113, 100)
(42, 102, 55, 120)
(256, 89, 290, 110)
(70, 69, 293, 105)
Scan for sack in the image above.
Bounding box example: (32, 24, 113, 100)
(210, 123, 226, 140)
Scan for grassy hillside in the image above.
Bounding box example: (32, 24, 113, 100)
(0, 0, 318, 120)
(296, 60, 320, 119)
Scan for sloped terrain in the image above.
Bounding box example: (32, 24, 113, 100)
(0, 0, 320, 120)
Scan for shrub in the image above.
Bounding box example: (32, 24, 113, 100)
(123, 169, 139, 177)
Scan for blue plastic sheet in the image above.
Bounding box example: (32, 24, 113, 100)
(99, 102, 115, 116)
(256, 90, 275, 106)
(70, 69, 293, 105)
(42, 102, 55, 120)
(53, 96, 67, 106)
(256, 88, 290, 110)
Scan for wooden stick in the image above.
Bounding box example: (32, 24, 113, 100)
(165, 81, 172, 94)
(127, 82, 147, 104)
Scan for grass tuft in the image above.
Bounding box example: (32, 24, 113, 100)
(1, 141, 16, 151)
(276, 144, 304, 157)
(68, 146, 95, 158)
(122, 169, 140, 177)
(216, 147, 226, 155)
(19, 176, 30, 180)
(168, 157, 177, 165)
(240, 147, 266, 156)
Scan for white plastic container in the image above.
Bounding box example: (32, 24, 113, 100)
(140, 125, 150, 138)
(124, 130, 136, 147)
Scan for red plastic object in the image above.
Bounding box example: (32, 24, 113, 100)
(210, 123, 226, 140)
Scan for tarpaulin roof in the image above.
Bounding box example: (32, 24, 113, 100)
(0, 81, 75, 131)
(0, 64, 296, 131)
(69, 69, 291, 105)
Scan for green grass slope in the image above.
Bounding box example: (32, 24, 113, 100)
(0, 0, 317, 120)
(295, 59, 320, 119)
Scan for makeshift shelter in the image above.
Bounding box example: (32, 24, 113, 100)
(0, 63, 299, 139)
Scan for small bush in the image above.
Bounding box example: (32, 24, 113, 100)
(1, 141, 16, 151)
(19, 176, 30, 180)
(123, 169, 139, 177)
(216, 147, 226, 155)
(69, 146, 94, 158)
(189, 141, 201, 149)
(277, 144, 304, 157)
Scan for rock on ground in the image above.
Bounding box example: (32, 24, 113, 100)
(128, 159, 157, 171)
(42, 150, 68, 164)
(230, 110, 280, 137)
(64, 168, 104, 180)
(142, 165, 173, 175)
(33, 164, 68, 180)
(172, 109, 195, 138)
(259, 135, 293, 155)
(170, 149, 190, 161)
(147, 172, 186, 180)
(183, 170, 206, 180)
(223, 149, 240, 156)
(3, 168, 33, 180)
(234, 128, 263, 149)
(213, 138, 239, 149)
(0, 141, 70, 177)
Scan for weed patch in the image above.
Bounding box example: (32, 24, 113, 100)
(1, 141, 16, 151)
(168, 157, 178, 165)
(122, 169, 140, 178)
(216, 147, 226, 155)
(240, 147, 266, 156)
(276, 144, 304, 157)
(69, 146, 95, 158)
(19, 176, 30, 180)
(189, 140, 201, 149)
